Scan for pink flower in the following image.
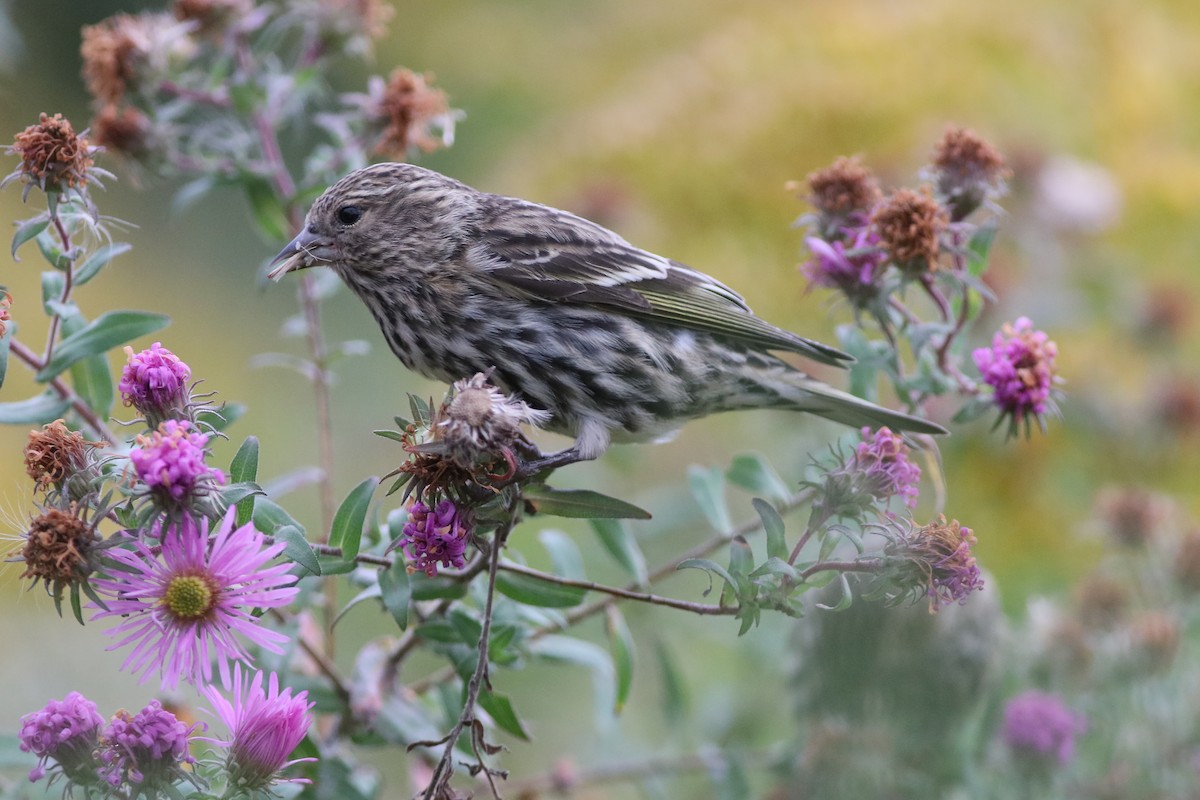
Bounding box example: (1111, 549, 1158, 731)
(1002, 690, 1086, 765)
(96, 701, 197, 792)
(92, 510, 299, 689)
(129, 420, 225, 506)
(18, 691, 103, 785)
(973, 317, 1060, 432)
(119, 342, 191, 425)
(201, 665, 315, 791)
(399, 500, 469, 576)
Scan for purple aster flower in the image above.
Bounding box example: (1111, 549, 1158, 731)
(96, 700, 197, 793)
(801, 226, 887, 307)
(91, 509, 299, 690)
(129, 419, 225, 507)
(885, 515, 983, 612)
(398, 500, 469, 576)
(852, 426, 921, 509)
(200, 665, 315, 791)
(1002, 690, 1086, 765)
(18, 691, 104, 786)
(119, 342, 191, 426)
(972, 317, 1060, 433)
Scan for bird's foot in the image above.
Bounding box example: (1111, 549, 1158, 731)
(511, 446, 589, 482)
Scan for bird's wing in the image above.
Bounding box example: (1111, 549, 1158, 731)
(474, 197, 851, 367)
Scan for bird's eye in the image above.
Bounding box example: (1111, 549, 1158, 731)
(337, 205, 363, 226)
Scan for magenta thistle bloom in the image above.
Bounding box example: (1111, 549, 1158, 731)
(399, 500, 469, 576)
(91, 510, 299, 689)
(129, 419, 225, 506)
(972, 317, 1060, 434)
(119, 342, 192, 426)
(884, 516, 983, 611)
(18, 691, 104, 785)
(1002, 690, 1086, 765)
(201, 666, 315, 791)
(801, 227, 887, 308)
(852, 426, 921, 509)
(96, 700, 197, 793)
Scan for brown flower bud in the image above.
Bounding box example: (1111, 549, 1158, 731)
(930, 126, 1009, 220)
(871, 187, 949, 275)
(24, 420, 104, 495)
(804, 156, 882, 220)
(9, 113, 95, 192)
(21, 507, 98, 590)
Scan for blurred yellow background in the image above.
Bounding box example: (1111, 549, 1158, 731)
(1, 0, 1199, 788)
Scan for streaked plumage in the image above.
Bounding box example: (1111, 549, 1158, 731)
(269, 163, 945, 460)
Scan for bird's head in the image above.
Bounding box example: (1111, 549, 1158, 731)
(267, 162, 475, 280)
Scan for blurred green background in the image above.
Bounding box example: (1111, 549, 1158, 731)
(2, 0, 1200, 791)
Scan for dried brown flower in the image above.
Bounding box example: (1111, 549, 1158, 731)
(373, 68, 453, 158)
(1156, 378, 1200, 435)
(81, 14, 146, 105)
(434, 372, 550, 468)
(871, 187, 949, 274)
(1130, 611, 1179, 669)
(90, 105, 153, 158)
(1074, 573, 1127, 629)
(21, 507, 98, 590)
(1096, 486, 1172, 548)
(9, 113, 95, 192)
(0, 291, 11, 338)
(804, 156, 882, 219)
(24, 420, 104, 494)
(172, 0, 251, 35)
(931, 126, 1009, 220)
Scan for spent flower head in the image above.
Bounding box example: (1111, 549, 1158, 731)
(129, 419, 225, 511)
(172, 0, 253, 36)
(808, 427, 922, 522)
(90, 104, 154, 160)
(396, 499, 471, 576)
(885, 515, 983, 612)
(119, 342, 192, 427)
(972, 317, 1060, 436)
(20, 506, 100, 601)
(200, 666, 315, 792)
(1001, 690, 1086, 766)
(4, 113, 98, 198)
(435, 371, 551, 467)
(928, 125, 1009, 221)
(24, 419, 105, 499)
(362, 68, 457, 159)
(19, 691, 104, 786)
(91, 510, 299, 689)
(80, 12, 193, 106)
(802, 156, 882, 233)
(871, 187, 949, 276)
(96, 700, 198, 794)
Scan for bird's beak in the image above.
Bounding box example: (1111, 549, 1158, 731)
(267, 228, 335, 281)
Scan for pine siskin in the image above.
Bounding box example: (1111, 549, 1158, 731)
(269, 163, 945, 465)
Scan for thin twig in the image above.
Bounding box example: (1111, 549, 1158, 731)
(497, 562, 737, 617)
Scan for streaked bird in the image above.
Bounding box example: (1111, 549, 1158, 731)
(269, 163, 945, 467)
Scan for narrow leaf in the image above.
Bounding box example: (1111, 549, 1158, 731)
(275, 524, 320, 576)
(377, 560, 411, 630)
(676, 558, 737, 598)
(61, 313, 114, 421)
(0, 391, 71, 425)
(73, 242, 132, 286)
(538, 530, 585, 580)
(523, 485, 651, 520)
(329, 477, 377, 561)
(495, 571, 586, 607)
(36, 311, 169, 382)
(726, 453, 790, 503)
(409, 573, 469, 601)
(230, 437, 260, 527)
(605, 606, 635, 714)
(655, 641, 689, 727)
(723, 535, 754, 606)
(0, 320, 12, 389)
(752, 498, 788, 561)
(590, 519, 648, 585)
(252, 497, 304, 536)
(477, 691, 531, 741)
(688, 465, 730, 531)
(11, 217, 49, 260)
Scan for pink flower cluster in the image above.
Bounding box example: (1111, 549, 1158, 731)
(130, 419, 225, 503)
(973, 317, 1058, 422)
(1002, 690, 1086, 765)
(400, 500, 470, 576)
(119, 342, 191, 424)
(853, 426, 921, 509)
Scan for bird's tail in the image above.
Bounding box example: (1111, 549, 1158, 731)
(779, 372, 947, 436)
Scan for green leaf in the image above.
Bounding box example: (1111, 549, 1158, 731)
(252, 496, 304, 536)
(410, 573, 469, 601)
(11, 217, 49, 260)
(334, 584, 380, 626)
(538, 530, 585, 580)
(60, 313, 114, 421)
(0, 318, 12, 390)
(726, 453, 790, 503)
(69, 583, 85, 625)
(966, 223, 997, 278)
(244, 179, 289, 242)
(377, 559, 411, 630)
(753, 498, 788, 561)
(723, 535, 754, 606)
(275, 524, 320, 576)
(0, 391, 71, 425)
(605, 606, 634, 714)
(688, 465, 730, 531)
(36, 311, 169, 383)
(749, 556, 798, 581)
(655, 640, 689, 727)
(523, 485, 651, 520)
(816, 573, 853, 611)
(329, 477, 377, 561)
(40, 270, 65, 313)
(495, 571, 587, 607)
(477, 690, 531, 741)
(589, 519, 648, 585)
(529, 635, 616, 727)
(36, 229, 71, 270)
(229, 437, 260, 526)
(73, 242, 131, 286)
(220, 481, 262, 508)
(676, 558, 737, 598)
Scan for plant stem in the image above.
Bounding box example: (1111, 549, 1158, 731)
(8, 338, 118, 443)
(497, 562, 737, 617)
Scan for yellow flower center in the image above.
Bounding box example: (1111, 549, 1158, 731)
(163, 574, 216, 619)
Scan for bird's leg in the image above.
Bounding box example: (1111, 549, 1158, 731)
(512, 445, 593, 481)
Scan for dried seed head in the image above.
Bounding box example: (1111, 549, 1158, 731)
(805, 156, 882, 220)
(1074, 573, 1127, 630)
(871, 187, 949, 275)
(371, 68, 455, 158)
(24, 420, 104, 495)
(901, 516, 983, 612)
(9, 113, 95, 192)
(21, 507, 98, 589)
(930, 126, 1009, 220)
(436, 372, 550, 467)
(90, 105, 153, 158)
(172, 0, 251, 35)
(81, 15, 147, 105)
